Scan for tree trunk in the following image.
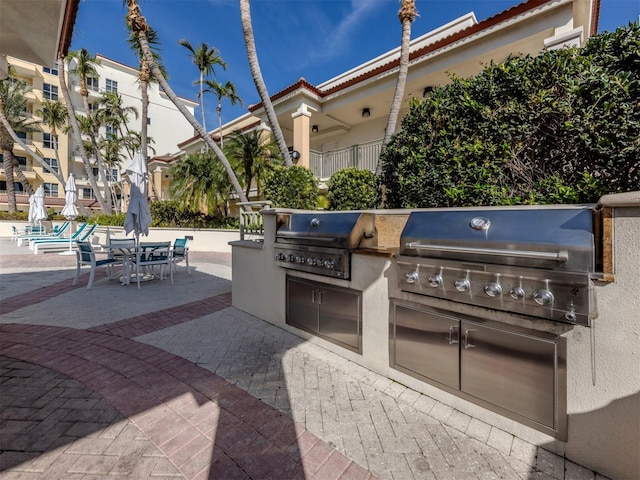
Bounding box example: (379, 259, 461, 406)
(239, 0, 292, 167)
(58, 55, 110, 213)
(2, 147, 17, 212)
(127, 1, 250, 209)
(383, 2, 415, 148)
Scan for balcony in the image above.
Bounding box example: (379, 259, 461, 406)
(310, 139, 382, 179)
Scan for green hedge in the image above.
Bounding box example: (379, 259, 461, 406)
(264, 165, 318, 209)
(380, 23, 640, 208)
(327, 168, 381, 210)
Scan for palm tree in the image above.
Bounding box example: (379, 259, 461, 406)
(128, 26, 166, 163)
(125, 0, 250, 207)
(382, 0, 418, 149)
(239, 0, 293, 167)
(58, 53, 110, 213)
(178, 39, 226, 132)
(38, 99, 68, 173)
(169, 151, 235, 217)
(224, 129, 281, 198)
(202, 79, 242, 148)
(96, 91, 139, 156)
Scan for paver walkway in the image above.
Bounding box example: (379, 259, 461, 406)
(0, 238, 607, 479)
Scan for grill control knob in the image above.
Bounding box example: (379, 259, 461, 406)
(296, 256, 305, 264)
(509, 286, 525, 300)
(565, 310, 577, 322)
(405, 271, 419, 284)
(454, 278, 470, 292)
(534, 289, 554, 306)
(307, 257, 317, 266)
(275, 252, 285, 261)
(324, 259, 335, 269)
(428, 274, 443, 287)
(484, 282, 502, 297)
(288, 254, 295, 262)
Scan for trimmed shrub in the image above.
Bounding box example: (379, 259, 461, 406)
(327, 168, 381, 210)
(380, 23, 640, 208)
(264, 165, 318, 209)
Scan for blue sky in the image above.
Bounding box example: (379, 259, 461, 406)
(71, 0, 640, 129)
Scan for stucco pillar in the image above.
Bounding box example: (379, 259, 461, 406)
(291, 104, 314, 169)
(152, 167, 163, 201)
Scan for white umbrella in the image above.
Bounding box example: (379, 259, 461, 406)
(33, 185, 48, 227)
(124, 152, 152, 243)
(27, 193, 36, 225)
(60, 174, 78, 255)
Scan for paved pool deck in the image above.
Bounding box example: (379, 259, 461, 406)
(0, 238, 608, 479)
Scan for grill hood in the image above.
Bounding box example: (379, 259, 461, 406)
(275, 212, 376, 250)
(400, 205, 596, 273)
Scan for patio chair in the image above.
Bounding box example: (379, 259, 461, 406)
(17, 221, 70, 247)
(11, 226, 19, 241)
(15, 225, 48, 245)
(73, 241, 120, 289)
(129, 241, 173, 289)
(32, 223, 98, 255)
(171, 237, 190, 274)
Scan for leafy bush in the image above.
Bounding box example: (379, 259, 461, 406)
(327, 168, 381, 210)
(91, 212, 125, 226)
(263, 165, 318, 209)
(149, 200, 238, 229)
(380, 23, 640, 208)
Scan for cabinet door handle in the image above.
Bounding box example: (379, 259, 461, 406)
(448, 325, 459, 345)
(317, 290, 323, 304)
(311, 290, 316, 303)
(464, 329, 477, 349)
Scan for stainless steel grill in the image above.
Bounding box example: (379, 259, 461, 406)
(274, 212, 376, 279)
(396, 205, 599, 326)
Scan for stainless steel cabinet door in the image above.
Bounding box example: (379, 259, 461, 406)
(393, 305, 460, 390)
(317, 285, 361, 351)
(460, 321, 557, 428)
(287, 278, 319, 333)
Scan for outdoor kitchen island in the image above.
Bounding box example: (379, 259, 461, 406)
(230, 193, 640, 480)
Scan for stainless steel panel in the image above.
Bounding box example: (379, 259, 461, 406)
(276, 212, 375, 249)
(460, 320, 557, 429)
(400, 206, 595, 272)
(392, 304, 460, 389)
(318, 285, 361, 351)
(286, 277, 362, 354)
(287, 278, 319, 333)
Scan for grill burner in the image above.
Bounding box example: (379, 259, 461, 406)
(274, 212, 375, 279)
(396, 206, 598, 326)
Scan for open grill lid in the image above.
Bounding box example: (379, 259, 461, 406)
(400, 205, 596, 272)
(275, 212, 376, 250)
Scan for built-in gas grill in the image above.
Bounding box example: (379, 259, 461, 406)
(396, 205, 599, 326)
(274, 212, 376, 280)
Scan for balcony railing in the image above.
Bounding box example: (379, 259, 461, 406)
(310, 139, 382, 179)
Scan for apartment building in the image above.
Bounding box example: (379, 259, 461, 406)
(1, 54, 197, 212)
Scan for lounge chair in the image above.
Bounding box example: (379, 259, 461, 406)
(11, 226, 19, 241)
(33, 223, 98, 255)
(15, 225, 47, 244)
(29, 222, 87, 251)
(171, 237, 190, 274)
(17, 221, 70, 247)
(72, 241, 120, 289)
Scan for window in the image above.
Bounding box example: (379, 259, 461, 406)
(43, 157, 59, 173)
(16, 131, 27, 141)
(88, 102, 98, 113)
(105, 125, 116, 139)
(43, 83, 58, 100)
(0, 181, 25, 192)
(15, 156, 27, 167)
(147, 117, 151, 125)
(43, 182, 59, 197)
(82, 187, 95, 199)
(105, 79, 118, 93)
(43, 63, 59, 76)
(87, 76, 99, 92)
(107, 168, 118, 182)
(43, 133, 55, 149)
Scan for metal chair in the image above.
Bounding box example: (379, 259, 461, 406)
(130, 242, 173, 289)
(73, 241, 120, 289)
(171, 237, 190, 274)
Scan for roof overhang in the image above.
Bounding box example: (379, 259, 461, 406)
(0, 0, 79, 79)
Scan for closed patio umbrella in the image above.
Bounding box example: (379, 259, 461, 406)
(33, 185, 48, 227)
(124, 152, 152, 243)
(27, 193, 35, 225)
(60, 174, 78, 255)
